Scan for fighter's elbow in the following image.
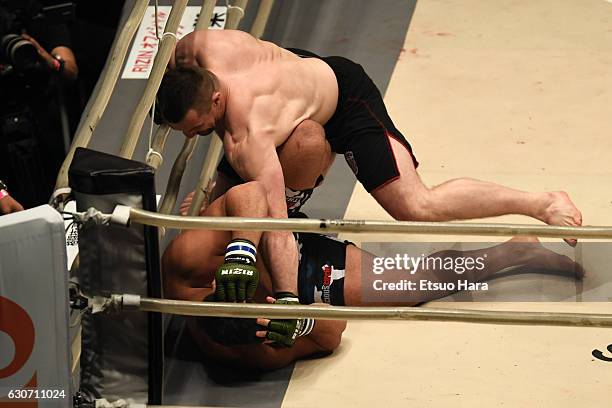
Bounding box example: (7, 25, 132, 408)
(319, 334, 343, 353)
(326, 334, 343, 352)
(311, 321, 347, 352)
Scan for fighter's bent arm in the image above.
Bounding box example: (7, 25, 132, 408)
(186, 315, 345, 371)
(228, 139, 298, 295)
(246, 318, 346, 371)
(162, 232, 217, 301)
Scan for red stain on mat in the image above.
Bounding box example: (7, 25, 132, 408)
(398, 48, 406, 61)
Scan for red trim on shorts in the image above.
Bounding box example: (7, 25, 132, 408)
(368, 130, 402, 193)
(346, 97, 418, 191)
(346, 97, 417, 165)
(347, 98, 388, 130)
(387, 131, 419, 168)
(384, 129, 401, 180)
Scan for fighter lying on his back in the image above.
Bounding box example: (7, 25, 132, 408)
(163, 185, 583, 371)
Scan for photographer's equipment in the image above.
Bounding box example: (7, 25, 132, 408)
(1, 33, 38, 70)
(0, 1, 76, 72)
(0, 1, 77, 207)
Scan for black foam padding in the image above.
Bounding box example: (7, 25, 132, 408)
(69, 147, 156, 195)
(69, 147, 163, 405)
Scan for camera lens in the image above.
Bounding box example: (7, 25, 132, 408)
(1, 34, 38, 70)
(0, 34, 19, 57)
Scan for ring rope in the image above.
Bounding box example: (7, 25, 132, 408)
(124, 207, 612, 239)
(225, 0, 246, 20)
(113, 295, 612, 328)
(161, 31, 178, 40)
(146, 9, 166, 168)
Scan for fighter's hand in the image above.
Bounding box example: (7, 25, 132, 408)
(215, 238, 259, 302)
(179, 186, 214, 216)
(256, 294, 315, 347)
(215, 262, 258, 302)
(179, 191, 197, 216)
(0, 195, 24, 215)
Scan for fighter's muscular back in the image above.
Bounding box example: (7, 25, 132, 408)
(172, 30, 338, 296)
(174, 29, 338, 150)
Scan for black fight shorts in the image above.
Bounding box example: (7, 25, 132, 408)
(289, 48, 419, 192)
(295, 229, 351, 306)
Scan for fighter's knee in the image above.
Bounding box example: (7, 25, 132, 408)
(293, 119, 325, 137)
(283, 119, 323, 152)
(227, 181, 266, 200)
(225, 181, 269, 214)
(276, 120, 333, 189)
(388, 189, 439, 221)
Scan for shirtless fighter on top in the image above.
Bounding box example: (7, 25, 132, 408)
(155, 29, 582, 312)
(163, 141, 583, 367)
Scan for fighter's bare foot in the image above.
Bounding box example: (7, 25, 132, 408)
(539, 191, 582, 247)
(510, 237, 585, 279)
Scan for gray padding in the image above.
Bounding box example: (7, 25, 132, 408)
(76, 192, 149, 403)
(0, 205, 71, 408)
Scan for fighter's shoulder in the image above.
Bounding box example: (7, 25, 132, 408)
(176, 30, 199, 51)
(175, 30, 230, 59)
(186, 29, 254, 48)
(225, 86, 263, 131)
(179, 29, 223, 44)
(214, 29, 259, 45)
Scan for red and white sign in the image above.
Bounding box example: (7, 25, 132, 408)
(122, 6, 227, 79)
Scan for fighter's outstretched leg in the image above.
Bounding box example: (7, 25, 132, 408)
(344, 237, 584, 306)
(371, 138, 583, 245)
